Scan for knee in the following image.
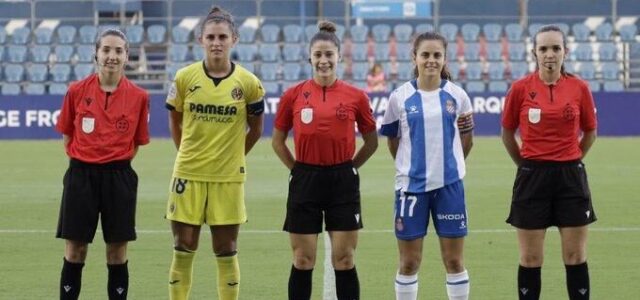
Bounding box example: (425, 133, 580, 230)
(331, 249, 355, 270)
(398, 255, 422, 275)
(563, 250, 586, 265)
(106, 243, 128, 264)
(442, 257, 465, 274)
(293, 251, 316, 270)
(174, 236, 198, 252)
(65, 242, 88, 262)
(520, 253, 544, 267)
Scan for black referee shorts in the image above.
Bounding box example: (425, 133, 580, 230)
(506, 159, 597, 229)
(283, 161, 363, 234)
(56, 159, 138, 243)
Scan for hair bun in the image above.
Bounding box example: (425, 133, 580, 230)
(317, 20, 336, 33)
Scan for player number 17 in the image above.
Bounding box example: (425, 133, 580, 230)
(399, 194, 417, 217)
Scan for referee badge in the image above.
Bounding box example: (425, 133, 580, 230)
(528, 108, 541, 124)
(301, 107, 313, 124)
(82, 116, 95, 133)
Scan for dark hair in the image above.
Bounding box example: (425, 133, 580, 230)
(309, 20, 341, 53)
(200, 6, 237, 38)
(532, 24, 572, 75)
(95, 28, 129, 53)
(412, 31, 452, 80)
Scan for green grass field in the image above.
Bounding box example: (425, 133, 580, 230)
(1, 137, 639, 299)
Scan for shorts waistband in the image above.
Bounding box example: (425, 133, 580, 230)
(520, 159, 582, 167)
(294, 160, 354, 171)
(70, 158, 131, 169)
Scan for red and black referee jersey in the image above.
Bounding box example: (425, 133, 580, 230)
(274, 79, 377, 166)
(56, 74, 150, 163)
(502, 71, 597, 161)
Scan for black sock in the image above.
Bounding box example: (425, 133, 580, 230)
(288, 265, 312, 300)
(518, 265, 541, 300)
(566, 262, 590, 300)
(107, 261, 129, 300)
(60, 258, 84, 300)
(335, 267, 359, 300)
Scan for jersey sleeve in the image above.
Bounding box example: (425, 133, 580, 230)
(355, 91, 377, 134)
(457, 88, 473, 115)
(379, 89, 401, 137)
(134, 91, 151, 146)
(165, 70, 185, 112)
(580, 82, 597, 131)
(274, 88, 294, 132)
(55, 86, 76, 135)
(246, 73, 266, 115)
(501, 83, 522, 129)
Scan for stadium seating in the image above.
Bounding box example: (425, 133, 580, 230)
(240, 63, 255, 74)
(510, 61, 529, 80)
(334, 24, 346, 40)
(448, 61, 461, 80)
(588, 80, 601, 92)
(486, 42, 503, 61)
(283, 24, 303, 43)
(603, 80, 624, 91)
(505, 23, 523, 42)
(147, 24, 167, 44)
(393, 24, 413, 43)
(4, 64, 25, 82)
(488, 81, 508, 92)
(303, 63, 313, 79)
(578, 62, 596, 79)
(439, 23, 458, 42)
(528, 23, 543, 38)
(447, 43, 458, 60)
(465, 62, 483, 80)
(572, 23, 590, 42)
(25, 83, 46, 95)
(259, 43, 281, 62)
(374, 43, 391, 62)
(595, 22, 613, 41)
(31, 45, 51, 63)
(483, 23, 502, 42)
(34, 27, 54, 44)
(0, 46, 4, 62)
(556, 23, 570, 36)
(79, 25, 98, 44)
(598, 43, 617, 61)
(508, 42, 526, 61)
(50, 64, 71, 82)
(76, 45, 94, 63)
(601, 61, 619, 80)
(260, 24, 280, 43)
(619, 24, 637, 42)
(304, 24, 318, 42)
(282, 43, 303, 62)
(351, 62, 369, 81)
(415, 24, 435, 35)
(351, 43, 368, 62)
(11, 27, 31, 45)
(466, 81, 485, 92)
(282, 63, 301, 81)
(0, 27, 6, 44)
(54, 45, 74, 63)
(262, 81, 279, 94)
(574, 43, 593, 61)
(350, 25, 369, 43)
(282, 80, 300, 91)
(125, 25, 144, 45)
(74, 63, 94, 80)
(259, 63, 278, 81)
(169, 44, 189, 62)
(396, 42, 412, 61)
(56, 25, 76, 44)
(372, 24, 391, 42)
(464, 43, 481, 61)
(235, 44, 258, 62)
(397, 62, 414, 81)
(166, 63, 183, 81)
(27, 64, 48, 82)
(7, 45, 27, 63)
(191, 46, 204, 61)
(488, 62, 506, 80)
(1, 83, 21, 95)
(172, 26, 191, 44)
(49, 83, 68, 95)
(461, 23, 480, 42)
(239, 26, 257, 43)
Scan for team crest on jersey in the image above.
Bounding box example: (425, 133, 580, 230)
(563, 104, 576, 121)
(301, 107, 313, 124)
(528, 108, 541, 124)
(115, 115, 129, 132)
(408, 105, 420, 114)
(336, 103, 348, 120)
(167, 82, 177, 101)
(82, 116, 95, 133)
(231, 87, 244, 101)
(445, 99, 456, 114)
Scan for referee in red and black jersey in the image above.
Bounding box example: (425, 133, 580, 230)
(501, 25, 597, 300)
(55, 29, 149, 300)
(272, 21, 378, 300)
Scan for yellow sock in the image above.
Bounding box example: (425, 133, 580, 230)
(216, 254, 240, 300)
(169, 249, 195, 300)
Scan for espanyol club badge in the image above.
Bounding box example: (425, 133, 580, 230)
(445, 99, 456, 114)
(528, 108, 541, 124)
(301, 107, 313, 124)
(82, 115, 95, 133)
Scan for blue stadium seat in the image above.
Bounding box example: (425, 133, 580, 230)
(528, 23, 543, 38)
(374, 42, 391, 62)
(50, 64, 71, 82)
(372, 24, 391, 42)
(49, 83, 68, 95)
(510, 62, 529, 80)
(595, 22, 613, 41)
(56, 25, 76, 44)
(556, 23, 570, 36)
(334, 24, 346, 40)
(393, 24, 413, 43)
(282, 63, 301, 81)
(191, 46, 204, 61)
(259, 43, 280, 62)
(578, 62, 596, 79)
(74, 63, 94, 80)
(0, 46, 4, 62)
(171, 26, 191, 44)
(397, 62, 414, 81)
(4, 64, 25, 82)
(483, 23, 502, 42)
(238, 26, 257, 43)
(351, 81, 367, 91)
(505, 23, 523, 42)
(448, 61, 461, 80)
(587, 80, 601, 92)
(488, 62, 506, 80)
(463, 43, 481, 61)
(147, 24, 166, 44)
(283, 24, 302, 43)
(465, 62, 483, 80)
(125, 25, 144, 45)
(601, 62, 619, 80)
(351, 43, 368, 62)
(235, 44, 257, 62)
(27, 64, 48, 82)
(166, 63, 185, 81)
(262, 81, 280, 94)
(1, 83, 21, 95)
(598, 43, 617, 61)
(54, 45, 74, 63)
(259, 63, 278, 81)
(34, 27, 53, 44)
(564, 60, 578, 73)
(461, 23, 480, 42)
(25, 83, 45, 95)
(0, 27, 6, 44)
(283, 43, 302, 62)
(335, 63, 345, 79)
(31, 45, 51, 63)
(439, 23, 458, 42)
(350, 25, 369, 43)
(11, 27, 31, 45)
(603, 80, 624, 91)
(619, 24, 637, 42)
(76, 45, 94, 63)
(396, 42, 411, 61)
(466, 81, 485, 93)
(240, 63, 255, 74)
(571, 23, 590, 42)
(415, 24, 435, 35)
(486, 42, 503, 61)
(447, 42, 458, 60)
(169, 44, 189, 62)
(304, 24, 318, 42)
(79, 25, 98, 44)
(488, 81, 508, 92)
(7, 45, 27, 63)
(351, 62, 369, 81)
(260, 24, 280, 43)
(508, 42, 526, 61)
(282, 80, 301, 92)
(574, 43, 593, 61)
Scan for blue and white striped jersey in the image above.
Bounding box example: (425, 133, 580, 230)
(380, 79, 472, 193)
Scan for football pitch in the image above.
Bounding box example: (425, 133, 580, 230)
(1, 137, 639, 299)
